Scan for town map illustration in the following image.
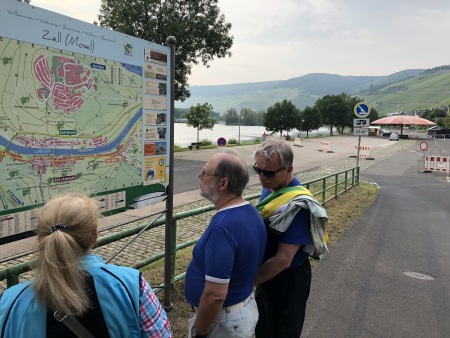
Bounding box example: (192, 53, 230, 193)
(0, 37, 143, 214)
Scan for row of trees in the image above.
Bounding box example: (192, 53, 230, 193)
(223, 108, 264, 126)
(181, 92, 380, 142)
(178, 95, 450, 143)
(264, 93, 379, 137)
(419, 107, 450, 128)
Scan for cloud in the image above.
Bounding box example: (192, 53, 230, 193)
(30, 0, 450, 85)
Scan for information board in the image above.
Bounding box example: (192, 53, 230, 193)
(0, 0, 171, 238)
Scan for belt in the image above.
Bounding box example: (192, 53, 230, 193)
(193, 293, 254, 314)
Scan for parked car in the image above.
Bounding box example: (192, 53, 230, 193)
(427, 126, 441, 136)
(434, 128, 450, 139)
(381, 130, 392, 136)
(389, 133, 400, 141)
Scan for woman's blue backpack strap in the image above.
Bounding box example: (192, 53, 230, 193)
(87, 264, 141, 337)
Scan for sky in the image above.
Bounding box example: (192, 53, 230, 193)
(30, 0, 450, 86)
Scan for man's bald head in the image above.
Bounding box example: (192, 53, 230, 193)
(209, 152, 249, 196)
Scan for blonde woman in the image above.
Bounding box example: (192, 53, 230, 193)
(0, 193, 172, 338)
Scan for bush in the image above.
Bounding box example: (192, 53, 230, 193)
(200, 138, 212, 146)
(228, 138, 237, 144)
(173, 144, 184, 152)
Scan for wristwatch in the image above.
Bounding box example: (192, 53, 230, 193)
(191, 326, 208, 338)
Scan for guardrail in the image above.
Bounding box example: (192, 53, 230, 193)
(0, 166, 360, 305)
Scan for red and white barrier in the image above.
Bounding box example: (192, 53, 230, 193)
(425, 155, 450, 172)
(320, 141, 330, 152)
(355, 146, 370, 158)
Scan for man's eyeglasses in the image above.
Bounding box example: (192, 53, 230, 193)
(252, 164, 287, 178)
(199, 170, 222, 179)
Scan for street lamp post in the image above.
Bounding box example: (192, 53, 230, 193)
(238, 113, 241, 144)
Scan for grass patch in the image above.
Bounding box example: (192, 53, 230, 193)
(200, 138, 212, 146)
(173, 144, 187, 152)
(145, 181, 379, 336)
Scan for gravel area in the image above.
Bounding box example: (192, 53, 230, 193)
(295, 138, 416, 183)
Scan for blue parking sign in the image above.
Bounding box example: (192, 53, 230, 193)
(354, 102, 370, 118)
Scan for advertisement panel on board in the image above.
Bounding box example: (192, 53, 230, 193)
(0, 0, 171, 238)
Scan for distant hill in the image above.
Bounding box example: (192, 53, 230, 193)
(176, 69, 426, 114)
(360, 66, 450, 116)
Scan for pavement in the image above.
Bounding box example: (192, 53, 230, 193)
(303, 139, 450, 337)
(0, 132, 432, 290)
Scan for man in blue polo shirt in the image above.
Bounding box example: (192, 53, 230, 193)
(185, 152, 267, 338)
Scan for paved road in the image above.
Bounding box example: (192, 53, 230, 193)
(303, 141, 450, 337)
(173, 135, 401, 194)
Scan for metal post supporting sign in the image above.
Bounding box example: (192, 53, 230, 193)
(164, 35, 176, 309)
(353, 103, 371, 168)
(419, 141, 430, 173)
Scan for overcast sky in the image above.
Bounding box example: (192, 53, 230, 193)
(31, 0, 450, 86)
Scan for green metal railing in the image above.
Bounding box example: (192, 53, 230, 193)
(0, 166, 360, 302)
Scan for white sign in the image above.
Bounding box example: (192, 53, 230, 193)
(354, 128, 369, 136)
(354, 102, 371, 118)
(420, 141, 428, 151)
(353, 118, 370, 127)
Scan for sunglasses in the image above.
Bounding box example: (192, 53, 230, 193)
(252, 163, 287, 178)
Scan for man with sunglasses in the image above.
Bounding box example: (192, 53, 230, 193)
(185, 152, 267, 338)
(253, 139, 318, 338)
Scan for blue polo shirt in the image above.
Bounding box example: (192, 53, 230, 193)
(260, 177, 311, 267)
(185, 202, 267, 307)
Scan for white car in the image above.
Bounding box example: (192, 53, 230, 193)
(389, 133, 400, 141)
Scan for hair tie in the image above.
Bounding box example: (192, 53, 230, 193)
(49, 223, 66, 234)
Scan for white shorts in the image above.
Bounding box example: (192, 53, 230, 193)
(188, 293, 258, 338)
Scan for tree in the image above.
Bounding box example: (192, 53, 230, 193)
(296, 106, 322, 138)
(264, 100, 299, 137)
(339, 93, 359, 133)
(421, 107, 447, 125)
(98, 0, 233, 101)
(315, 94, 350, 135)
(240, 108, 257, 126)
(210, 111, 221, 123)
(367, 106, 379, 124)
(174, 107, 189, 119)
(224, 108, 239, 125)
(185, 102, 216, 142)
(255, 110, 265, 126)
(443, 116, 450, 129)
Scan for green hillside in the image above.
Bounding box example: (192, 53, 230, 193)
(175, 68, 450, 116)
(360, 67, 450, 116)
(177, 73, 383, 113)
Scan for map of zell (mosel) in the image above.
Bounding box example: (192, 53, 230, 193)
(0, 37, 143, 212)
